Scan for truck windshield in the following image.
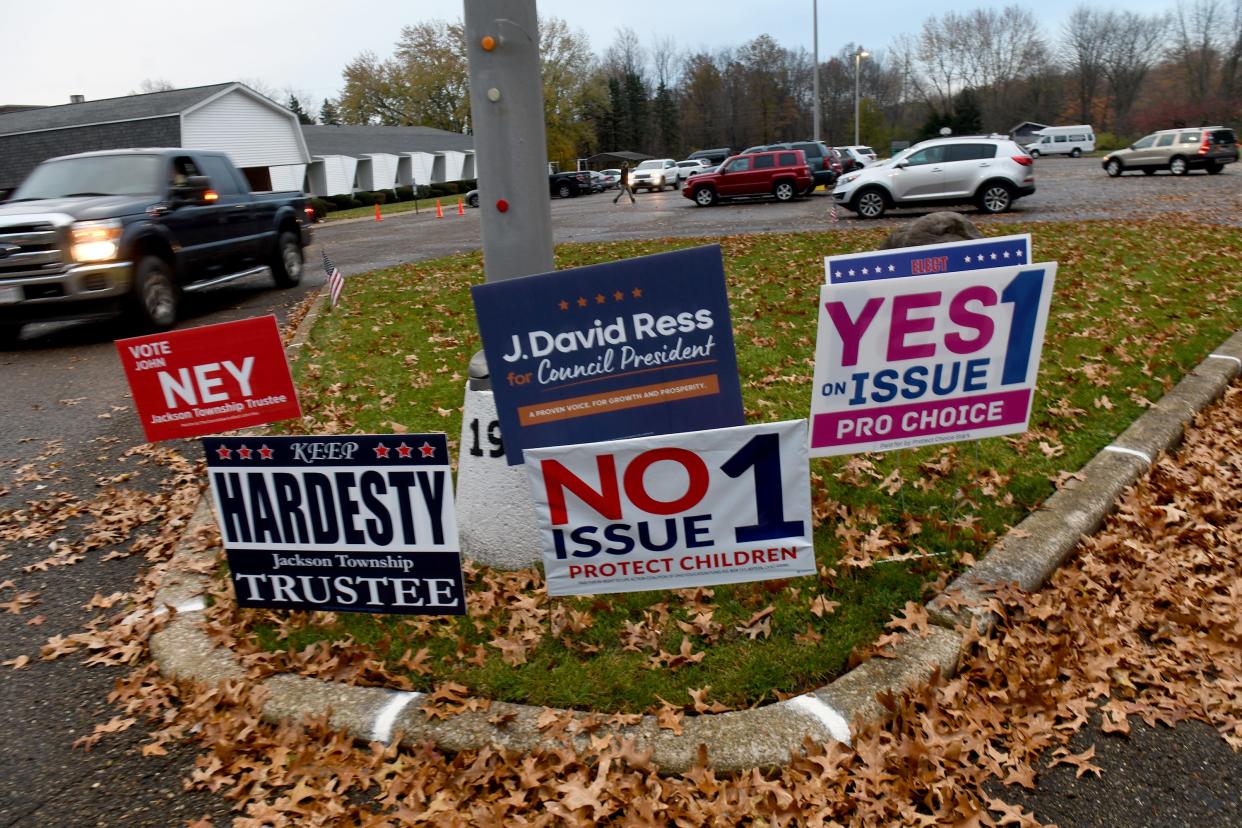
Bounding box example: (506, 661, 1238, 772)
(10, 155, 162, 201)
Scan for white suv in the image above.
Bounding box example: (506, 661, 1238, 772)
(832, 136, 1035, 219)
(631, 159, 680, 191)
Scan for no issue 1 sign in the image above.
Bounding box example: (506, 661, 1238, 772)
(525, 420, 814, 596)
(809, 262, 1056, 456)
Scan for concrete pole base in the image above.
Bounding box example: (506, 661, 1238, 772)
(454, 382, 543, 570)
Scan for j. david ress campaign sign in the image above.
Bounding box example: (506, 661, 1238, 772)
(526, 420, 814, 596)
(809, 262, 1056, 457)
(117, 315, 301, 442)
(203, 435, 464, 615)
(471, 246, 745, 465)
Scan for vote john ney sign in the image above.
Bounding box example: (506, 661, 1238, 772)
(471, 246, 745, 464)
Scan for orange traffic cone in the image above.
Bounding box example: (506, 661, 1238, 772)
(435, 199, 444, 218)
(374, 202, 382, 221)
(457, 198, 465, 215)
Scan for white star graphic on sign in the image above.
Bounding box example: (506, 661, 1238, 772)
(964, 255, 973, 263)
(888, 264, 896, 272)
(1003, 250, 1010, 258)
(861, 268, 869, 275)
(834, 270, 843, 278)
(1016, 250, 1024, 260)
(848, 269, 855, 276)
(991, 252, 998, 260)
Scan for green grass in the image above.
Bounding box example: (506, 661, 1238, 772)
(250, 220, 1242, 713)
(323, 195, 470, 222)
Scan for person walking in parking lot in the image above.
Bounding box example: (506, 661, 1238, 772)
(613, 162, 635, 204)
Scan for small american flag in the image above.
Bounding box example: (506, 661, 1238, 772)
(322, 250, 344, 307)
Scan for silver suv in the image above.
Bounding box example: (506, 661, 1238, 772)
(832, 136, 1035, 219)
(1102, 127, 1238, 176)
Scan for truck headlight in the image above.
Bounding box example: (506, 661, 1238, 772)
(70, 220, 123, 263)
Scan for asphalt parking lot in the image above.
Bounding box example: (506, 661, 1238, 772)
(315, 156, 1242, 274)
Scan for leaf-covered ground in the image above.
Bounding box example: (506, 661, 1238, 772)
(229, 219, 1242, 712)
(25, 375, 1242, 826)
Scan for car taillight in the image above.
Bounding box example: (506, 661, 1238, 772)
(1012, 155, 1033, 166)
(1198, 135, 1211, 155)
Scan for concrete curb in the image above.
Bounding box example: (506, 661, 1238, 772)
(146, 318, 1242, 774)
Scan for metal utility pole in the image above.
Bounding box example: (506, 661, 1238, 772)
(853, 47, 869, 147)
(455, 0, 552, 570)
(464, 0, 554, 287)
(812, 0, 820, 143)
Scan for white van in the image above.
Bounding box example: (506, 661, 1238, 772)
(1025, 125, 1095, 157)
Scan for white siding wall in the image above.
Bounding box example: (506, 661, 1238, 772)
(441, 150, 465, 182)
(312, 155, 356, 196)
(268, 164, 306, 192)
(182, 89, 306, 166)
(403, 152, 435, 186)
(353, 158, 372, 192)
(361, 153, 399, 190)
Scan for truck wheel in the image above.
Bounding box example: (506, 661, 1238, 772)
(271, 231, 303, 288)
(0, 323, 23, 349)
(1070, 148, 1082, 158)
(557, 183, 572, 199)
(130, 255, 179, 331)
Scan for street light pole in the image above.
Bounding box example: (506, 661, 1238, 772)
(853, 47, 869, 147)
(812, 0, 820, 143)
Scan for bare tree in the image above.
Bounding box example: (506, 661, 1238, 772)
(650, 35, 681, 88)
(134, 78, 175, 94)
(1099, 11, 1169, 133)
(1061, 7, 1110, 124)
(1222, 0, 1242, 106)
(1171, 0, 1222, 99)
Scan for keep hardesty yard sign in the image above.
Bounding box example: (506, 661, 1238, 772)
(116, 316, 301, 442)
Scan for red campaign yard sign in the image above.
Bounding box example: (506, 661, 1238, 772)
(117, 315, 301, 442)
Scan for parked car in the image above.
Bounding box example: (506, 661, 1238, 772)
(1101, 126, 1238, 176)
(549, 170, 591, 198)
(0, 148, 310, 341)
(598, 169, 621, 189)
(465, 189, 479, 208)
(743, 141, 840, 192)
(837, 146, 878, 171)
(631, 159, 680, 192)
(682, 149, 812, 206)
(832, 136, 1035, 219)
(676, 159, 713, 182)
(588, 171, 607, 193)
(1025, 125, 1095, 157)
(686, 148, 733, 166)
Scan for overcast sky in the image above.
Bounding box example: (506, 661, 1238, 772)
(2, 0, 1178, 108)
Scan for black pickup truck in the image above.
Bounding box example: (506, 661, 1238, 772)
(0, 148, 311, 344)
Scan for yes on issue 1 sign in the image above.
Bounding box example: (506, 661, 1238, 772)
(117, 315, 301, 442)
(809, 262, 1056, 456)
(526, 420, 814, 596)
(203, 434, 464, 615)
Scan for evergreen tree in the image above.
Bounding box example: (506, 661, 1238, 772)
(607, 76, 630, 149)
(622, 70, 649, 151)
(287, 95, 314, 125)
(653, 82, 679, 157)
(319, 99, 341, 126)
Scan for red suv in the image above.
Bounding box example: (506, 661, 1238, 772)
(682, 149, 812, 206)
